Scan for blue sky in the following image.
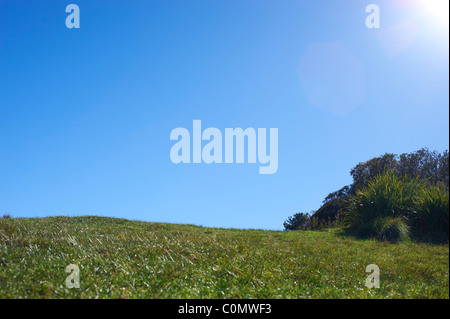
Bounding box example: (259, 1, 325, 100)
(0, 0, 448, 230)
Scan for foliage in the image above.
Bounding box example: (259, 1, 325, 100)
(350, 153, 397, 194)
(286, 148, 449, 242)
(350, 148, 448, 194)
(322, 186, 351, 204)
(345, 172, 423, 226)
(410, 184, 449, 243)
(283, 211, 345, 231)
(376, 217, 410, 243)
(344, 172, 449, 243)
(311, 196, 349, 223)
(283, 212, 311, 230)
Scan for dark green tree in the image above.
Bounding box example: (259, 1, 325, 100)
(283, 212, 311, 231)
(349, 153, 397, 194)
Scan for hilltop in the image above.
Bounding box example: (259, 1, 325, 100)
(0, 216, 448, 298)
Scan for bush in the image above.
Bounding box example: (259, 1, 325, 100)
(411, 184, 449, 243)
(376, 217, 410, 243)
(345, 171, 423, 228)
(345, 217, 410, 242)
(344, 171, 449, 243)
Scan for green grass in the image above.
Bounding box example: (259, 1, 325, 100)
(0, 216, 448, 298)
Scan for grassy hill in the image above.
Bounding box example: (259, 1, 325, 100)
(0, 216, 448, 298)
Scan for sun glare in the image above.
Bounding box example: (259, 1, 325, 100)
(421, 0, 450, 25)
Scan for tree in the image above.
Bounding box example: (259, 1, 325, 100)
(398, 148, 440, 183)
(312, 197, 349, 223)
(323, 186, 350, 204)
(438, 150, 449, 187)
(350, 153, 397, 194)
(283, 212, 311, 231)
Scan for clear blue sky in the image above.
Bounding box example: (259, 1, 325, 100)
(0, 0, 448, 230)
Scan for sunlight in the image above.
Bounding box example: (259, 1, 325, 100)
(421, 0, 450, 25)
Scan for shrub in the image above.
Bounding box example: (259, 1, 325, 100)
(343, 171, 449, 242)
(376, 217, 410, 243)
(411, 184, 449, 243)
(345, 171, 423, 229)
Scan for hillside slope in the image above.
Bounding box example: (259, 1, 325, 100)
(0, 216, 448, 298)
